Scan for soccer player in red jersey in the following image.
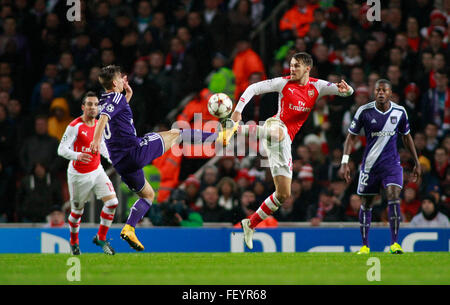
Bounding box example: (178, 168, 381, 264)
(58, 92, 118, 255)
(228, 52, 354, 249)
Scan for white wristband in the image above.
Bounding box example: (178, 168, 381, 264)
(341, 154, 349, 164)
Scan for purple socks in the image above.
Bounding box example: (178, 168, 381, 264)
(126, 198, 152, 227)
(388, 200, 401, 244)
(359, 206, 372, 247)
(180, 129, 217, 143)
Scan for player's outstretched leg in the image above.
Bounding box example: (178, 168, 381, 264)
(68, 206, 84, 255)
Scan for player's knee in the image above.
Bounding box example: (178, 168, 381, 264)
(275, 191, 290, 204)
(268, 127, 284, 142)
(140, 187, 155, 202)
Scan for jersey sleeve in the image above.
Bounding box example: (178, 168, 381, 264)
(397, 110, 410, 135)
(315, 79, 354, 99)
(234, 77, 287, 113)
(348, 106, 364, 135)
(57, 124, 80, 160)
(99, 93, 125, 120)
(100, 137, 112, 163)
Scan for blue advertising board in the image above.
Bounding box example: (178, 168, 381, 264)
(0, 227, 448, 253)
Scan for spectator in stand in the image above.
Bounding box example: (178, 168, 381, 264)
(203, 0, 230, 54)
(19, 115, 60, 175)
(148, 50, 171, 110)
(307, 188, 343, 225)
(232, 37, 265, 100)
(231, 190, 257, 225)
(205, 52, 236, 99)
(424, 123, 440, 152)
(217, 156, 237, 180)
(344, 194, 362, 222)
(16, 162, 62, 222)
(400, 182, 422, 222)
(64, 70, 87, 118)
(421, 69, 449, 137)
(0, 104, 15, 169)
(200, 165, 219, 191)
(45, 205, 66, 228)
(199, 186, 230, 222)
(279, 0, 316, 41)
(410, 196, 449, 227)
(275, 194, 304, 222)
(431, 147, 449, 183)
(297, 164, 321, 208)
(227, 0, 253, 53)
(184, 175, 202, 211)
(217, 176, 238, 211)
(402, 83, 421, 133)
(47, 97, 73, 141)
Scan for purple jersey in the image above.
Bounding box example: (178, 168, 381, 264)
(99, 92, 139, 164)
(348, 101, 410, 173)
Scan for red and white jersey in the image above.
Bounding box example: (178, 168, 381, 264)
(58, 117, 110, 174)
(235, 76, 354, 140)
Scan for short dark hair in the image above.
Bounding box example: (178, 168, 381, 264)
(98, 65, 121, 90)
(291, 52, 313, 67)
(375, 79, 392, 89)
(82, 91, 98, 105)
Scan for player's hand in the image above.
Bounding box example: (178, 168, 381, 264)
(411, 163, 422, 183)
(339, 163, 351, 184)
(123, 75, 133, 101)
(77, 153, 92, 163)
(231, 111, 241, 123)
(90, 141, 100, 155)
(336, 79, 350, 93)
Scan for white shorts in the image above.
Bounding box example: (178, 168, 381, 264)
(262, 118, 293, 178)
(67, 165, 115, 209)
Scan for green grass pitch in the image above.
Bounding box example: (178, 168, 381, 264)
(0, 252, 449, 285)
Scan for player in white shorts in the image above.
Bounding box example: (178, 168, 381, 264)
(226, 52, 354, 249)
(58, 92, 118, 255)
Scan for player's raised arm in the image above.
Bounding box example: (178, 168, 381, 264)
(90, 114, 109, 154)
(123, 75, 133, 103)
(316, 79, 354, 99)
(232, 77, 287, 122)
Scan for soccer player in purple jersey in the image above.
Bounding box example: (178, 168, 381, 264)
(339, 79, 422, 254)
(90, 65, 233, 251)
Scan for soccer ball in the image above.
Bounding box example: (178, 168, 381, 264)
(207, 93, 233, 119)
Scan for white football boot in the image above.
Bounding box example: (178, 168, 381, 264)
(241, 218, 254, 250)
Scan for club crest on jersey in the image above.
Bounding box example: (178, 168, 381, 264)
(308, 90, 315, 97)
(390, 116, 397, 124)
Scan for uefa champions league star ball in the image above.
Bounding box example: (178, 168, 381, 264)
(207, 93, 233, 119)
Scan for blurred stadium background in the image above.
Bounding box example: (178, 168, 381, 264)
(0, 0, 449, 255)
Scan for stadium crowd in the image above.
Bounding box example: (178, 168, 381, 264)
(0, 0, 449, 228)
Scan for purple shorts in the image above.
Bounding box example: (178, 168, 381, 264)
(114, 133, 165, 192)
(357, 165, 403, 196)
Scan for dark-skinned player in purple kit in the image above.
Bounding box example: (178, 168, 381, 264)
(339, 79, 422, 254)
(90, 65, 237, 251)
